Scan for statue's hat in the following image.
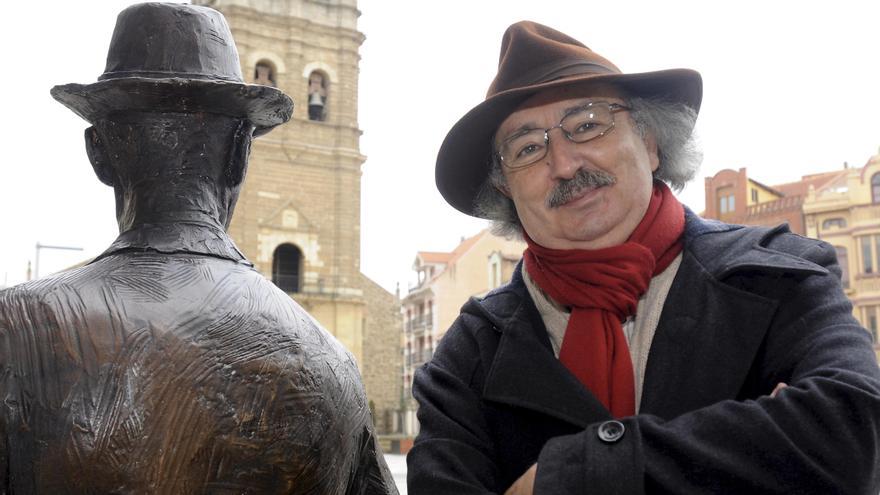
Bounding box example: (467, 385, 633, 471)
(51, 2, 292, 136)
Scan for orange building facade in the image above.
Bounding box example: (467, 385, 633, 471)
(705, 152, 880, 357)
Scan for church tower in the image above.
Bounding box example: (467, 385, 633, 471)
(194, 0, 401, 435)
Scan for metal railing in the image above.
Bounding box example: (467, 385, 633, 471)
(405, 314, 434, 333)
(404, 348, 434, 368)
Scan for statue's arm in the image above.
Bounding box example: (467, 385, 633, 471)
(349, 423, 398, 495)
(0, 311, 11, 494)
(0, 411, 7, 494)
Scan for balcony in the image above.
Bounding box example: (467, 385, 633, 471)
(852, 204, 880, 226)
(405, 314, 434, 335)
(409, 348, 434, 367)
(803, 190, 851, 214)
(403, 345, 435, 368)
(854, 274, 880, 294)
(746, 195, 804, 217)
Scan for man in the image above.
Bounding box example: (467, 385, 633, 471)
(0, 4, 395, 493)
(408, 21, 880, 494)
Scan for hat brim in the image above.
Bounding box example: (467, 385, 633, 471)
(435, 68, 702, 217)
(51, 78, 293, 137)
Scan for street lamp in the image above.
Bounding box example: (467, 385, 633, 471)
(34, 242, 84, 279)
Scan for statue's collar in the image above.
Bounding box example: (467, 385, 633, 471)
(94, 222, 252, 266)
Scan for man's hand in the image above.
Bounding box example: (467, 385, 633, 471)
(505, 463, 537, 495)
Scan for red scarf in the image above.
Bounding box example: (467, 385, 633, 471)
(523, 181, 684, 417)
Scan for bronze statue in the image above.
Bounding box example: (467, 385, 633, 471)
(0, 3, 396, 493)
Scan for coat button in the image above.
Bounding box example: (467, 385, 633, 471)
(597, 420, 626, 443)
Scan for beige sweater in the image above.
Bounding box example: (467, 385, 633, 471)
(522, 253, 683, 412)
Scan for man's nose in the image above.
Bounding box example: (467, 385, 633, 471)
(545, 128, 582, 180)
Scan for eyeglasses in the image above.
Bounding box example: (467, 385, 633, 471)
(495, 101, 631, 170)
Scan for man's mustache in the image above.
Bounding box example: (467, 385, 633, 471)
(547, 168, 616, 208)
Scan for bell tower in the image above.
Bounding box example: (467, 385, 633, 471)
(195, 0, 401, 435)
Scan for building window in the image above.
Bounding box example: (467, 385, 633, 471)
(719, 194, 735, 214)
(487, 252, 503, 289)
(864, 305, 878, 342)
(860, 236, 876, 275)
(751, 189, 758, 203)
(307, 71, 328, 121)
(822, 217, 847, 230)
(427, 300, 433, 322)
(272, 243, 303, 292)
(872, 173, 880, 204)
(834, 246, 850, 289)
(254, 60, 276, 87)
(874, 234, 880, 272)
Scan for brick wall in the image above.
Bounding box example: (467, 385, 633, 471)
(359, 274, 402, 434)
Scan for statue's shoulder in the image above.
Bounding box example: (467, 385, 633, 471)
(0, 268, 85, 325)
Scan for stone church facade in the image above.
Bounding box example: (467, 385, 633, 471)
(194, 0, 401, 434)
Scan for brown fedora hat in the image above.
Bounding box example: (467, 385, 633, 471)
(51, 3, 292, 137)
(435, 21, 702, 216)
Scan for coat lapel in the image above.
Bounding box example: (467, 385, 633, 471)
(639, 222, 828, 418)
(481, 290, 611, 429)
(639, 250, 778, 417)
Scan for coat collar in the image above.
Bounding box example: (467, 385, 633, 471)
(682, 209, 828, 280)
(94, 222, 251, 266)
(474, 213, 828, 426)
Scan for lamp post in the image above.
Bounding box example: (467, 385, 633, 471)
(34, 242, 84, 279)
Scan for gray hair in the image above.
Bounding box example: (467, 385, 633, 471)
(473, 96, 702, 238)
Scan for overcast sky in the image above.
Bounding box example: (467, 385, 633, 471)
(1, 0, 878, 292)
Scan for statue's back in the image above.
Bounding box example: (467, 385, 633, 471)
(0, 252, 389, 494)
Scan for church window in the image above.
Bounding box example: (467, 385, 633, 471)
(307, 71, 328, 121)
(272, 243, 303, 292)
(254, 60, 277, 87)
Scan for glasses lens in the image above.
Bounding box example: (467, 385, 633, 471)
(500, 129, 547, 168)
(563, 104, 614, 143)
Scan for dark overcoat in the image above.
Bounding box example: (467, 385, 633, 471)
(0, 224, 396, 494)
(408, 212, 880, 494)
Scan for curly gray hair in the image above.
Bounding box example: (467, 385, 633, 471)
(473, 96, 702, 238)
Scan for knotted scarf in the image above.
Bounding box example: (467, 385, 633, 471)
(523, 181, 685, 417)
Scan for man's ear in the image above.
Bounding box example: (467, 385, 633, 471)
(643, 132, 660, 172)
(226, 120, 255, 187)
(84, 126, 114, 186)
(494, 182, 512, 198)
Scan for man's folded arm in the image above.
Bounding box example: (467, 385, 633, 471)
(535, 241, 880, 494)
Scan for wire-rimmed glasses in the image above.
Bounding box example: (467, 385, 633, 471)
(495, 101, 630, 170)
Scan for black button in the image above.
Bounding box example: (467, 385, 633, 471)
(597, 420, 626, 443)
